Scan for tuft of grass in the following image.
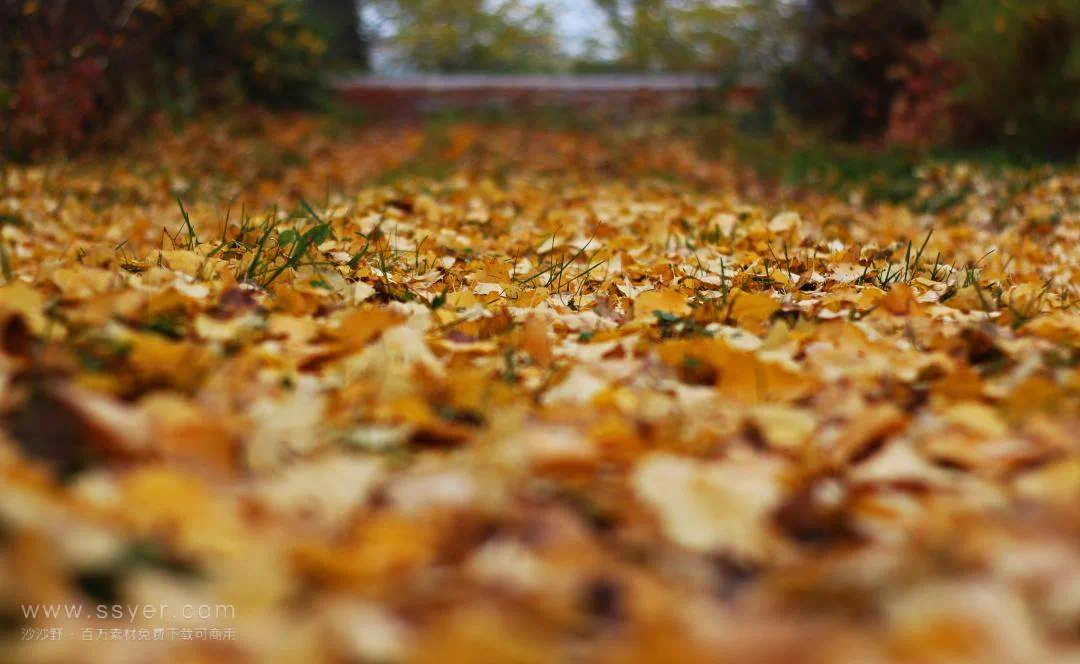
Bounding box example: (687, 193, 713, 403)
(145, 313, 186, 340)
(1006, 277, 1055, 330)
(654, 310, 712, 339)
(0, 237, 11, 283)
(513, 229, 606, 309)
(175, 197, 200, 250)
(853, 229, 942, 291)
(902, 229, 934, 284)
(238, 200, 334, 289)
(0, 212, 24, 282)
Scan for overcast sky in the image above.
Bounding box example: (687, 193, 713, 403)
(545, 0, 614, 56)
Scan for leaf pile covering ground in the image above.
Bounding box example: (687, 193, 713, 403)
(1, 114, 1079, 662)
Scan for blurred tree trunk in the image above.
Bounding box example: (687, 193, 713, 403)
(309, 0, 370, 69)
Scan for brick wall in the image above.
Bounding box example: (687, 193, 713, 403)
(333, 74, 755, 116)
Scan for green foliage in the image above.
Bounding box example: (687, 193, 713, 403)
(377, 0, 560, 72)
(937, 0, 1080, 156)
(1, 0, 328, 159)
(724, 129, 924, 204)
(588, 0, 741, 71)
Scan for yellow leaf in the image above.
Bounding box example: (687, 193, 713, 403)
(635, 288, 689, 320)
(941, 401, 1008, 438)
(521, 313, 552, 367)
(122, 468, 241, 556)
(52, 267, 115, 299)
(657, 338, 816, 403)
(749, 405, 816, 451)
(0, 281, 46, 333)
(728, 288, 779, 334)
(334, 307, 404, 351)
(882, 283, 919, 315)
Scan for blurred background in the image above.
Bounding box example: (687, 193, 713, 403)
(1, 0, 1077, 162)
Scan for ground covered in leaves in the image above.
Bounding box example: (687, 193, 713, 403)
(1, 113, 1079, 663)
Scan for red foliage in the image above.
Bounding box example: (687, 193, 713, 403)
(885, 40, 962, 148)
(1, 0, 324, 160)
(1, 2, 143, 158)
(7, 57, 108, 155)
